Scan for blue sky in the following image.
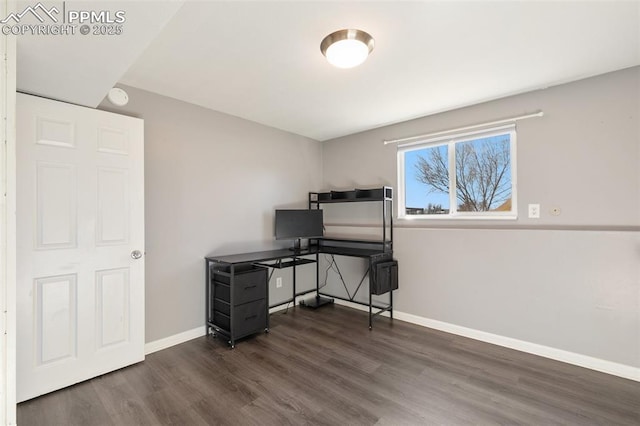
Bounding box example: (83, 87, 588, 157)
(404, 148, 449, 209)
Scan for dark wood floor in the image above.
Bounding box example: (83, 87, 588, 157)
(18, 305, 640, 425)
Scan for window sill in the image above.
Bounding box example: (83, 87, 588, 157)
(399, 214, 518, 221)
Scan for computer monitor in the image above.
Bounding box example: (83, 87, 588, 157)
(275, 209, 323, 250)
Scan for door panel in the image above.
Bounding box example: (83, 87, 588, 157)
(97, 127, 129, 155)
(36, 162, 77, 249)
(96, 268, 130, 348)
(96, 167, 129, 245)
(17, 93, 144, 402)
(36, 274, 77, 365)
(36, 116, 75, 148)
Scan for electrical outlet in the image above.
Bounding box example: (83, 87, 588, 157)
(528, 203, 540, 219)
(276, 277, 283, 288)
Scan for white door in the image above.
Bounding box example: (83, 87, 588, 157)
(16, 93, 144, 402)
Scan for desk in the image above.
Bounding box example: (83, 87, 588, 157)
(205, 239, 395, 347)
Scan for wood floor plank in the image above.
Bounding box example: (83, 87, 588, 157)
(17, 305, 640, 425)
(91, 376, 159, 426)
(18, 380, 115, 426)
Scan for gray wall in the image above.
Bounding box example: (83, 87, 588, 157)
(101, 86, 322, 343)
(321, 67, 640, 368)
(100, 68, 639, 369)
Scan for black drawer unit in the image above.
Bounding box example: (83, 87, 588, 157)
(213, 299, 267, 338)
(207, 263, 269, 348)
(213, 274, 266, 306)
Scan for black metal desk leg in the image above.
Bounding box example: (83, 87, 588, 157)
(205, 260, 210, 335)
(369, 259, 373, 330)
(293, 257, 297, 306)
(229, 264, 235, 349)
(316, 252, 320, 298)
(266, 264, 270, 333)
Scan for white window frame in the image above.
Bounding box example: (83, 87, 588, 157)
(397, 124, 517, 220)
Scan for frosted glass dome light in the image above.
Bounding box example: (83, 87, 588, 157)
(321, 29, 374, 69)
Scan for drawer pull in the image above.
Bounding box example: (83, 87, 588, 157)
(245, 314, 258, 320)
(244, 285, 257, 290)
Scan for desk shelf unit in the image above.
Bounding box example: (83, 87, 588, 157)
(308, 186, 396, 328)
(309, 186, 393, 250)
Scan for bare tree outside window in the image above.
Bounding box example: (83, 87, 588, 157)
(411, 134, 512, 214)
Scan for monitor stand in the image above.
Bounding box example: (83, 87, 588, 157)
(300, 295, 334, 309)
(288, 238, 304, 253)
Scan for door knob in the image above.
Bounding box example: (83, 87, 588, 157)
(131, 250, 143, 259)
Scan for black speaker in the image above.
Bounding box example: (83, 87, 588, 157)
(372, 260, 398, 295)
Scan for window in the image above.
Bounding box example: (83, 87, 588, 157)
(398, 125, 516, 219)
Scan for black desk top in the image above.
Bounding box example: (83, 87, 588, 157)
(205, 248, 315, 265)
(206, 244, 390, 265)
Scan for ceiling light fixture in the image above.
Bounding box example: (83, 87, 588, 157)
(320, 29, 375, 69)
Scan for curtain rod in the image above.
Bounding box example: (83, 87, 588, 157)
(383, 110, 544, 145)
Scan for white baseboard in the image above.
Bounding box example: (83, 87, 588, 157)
(145, 326, 207, 355)
(269, 302, 296, 314)
(332, 299, 640, 382)
(144, 304, 292, 355)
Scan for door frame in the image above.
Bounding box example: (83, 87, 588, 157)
(1, 0, 17, 423)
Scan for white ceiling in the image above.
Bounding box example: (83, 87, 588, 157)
(16, 1, 183, 107)
(17, 1, 640, 141)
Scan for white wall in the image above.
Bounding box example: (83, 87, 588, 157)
(321, 67, 640, 371)
(101, 86, 322, 342)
